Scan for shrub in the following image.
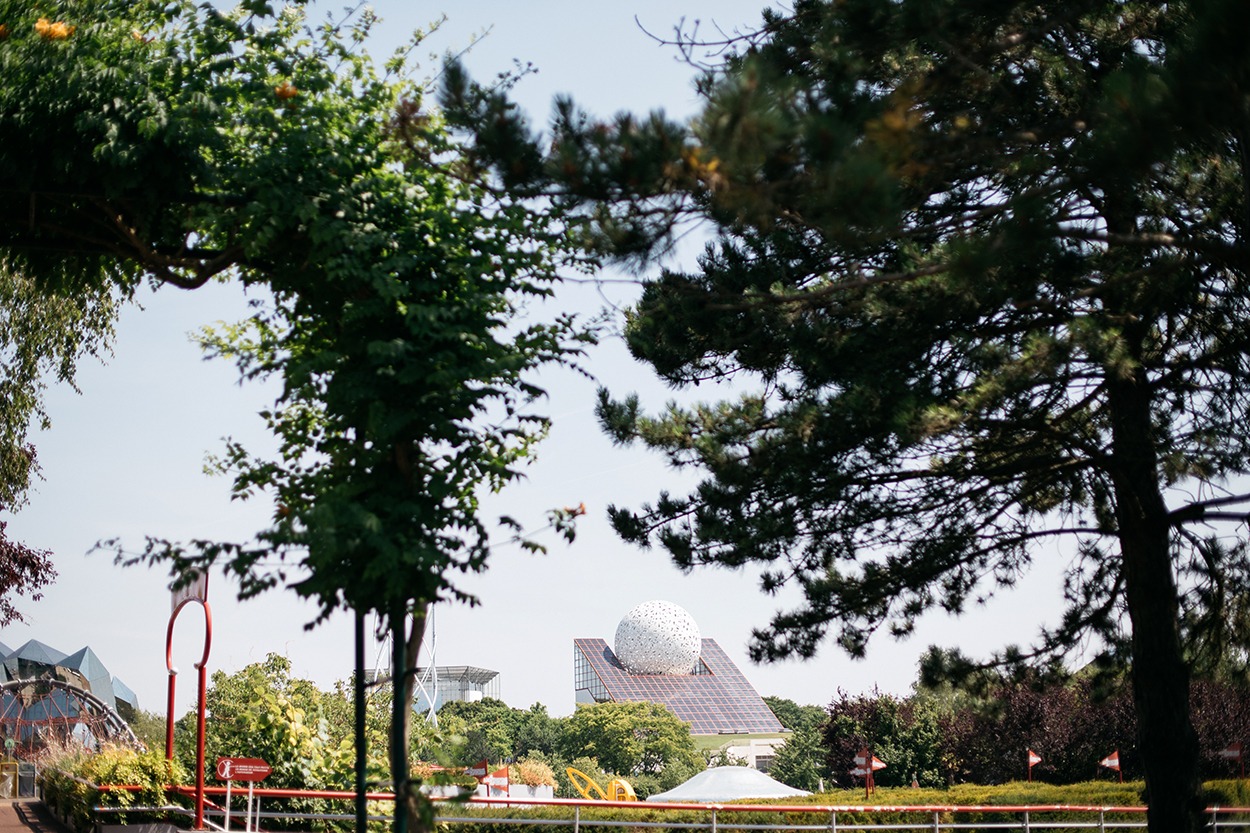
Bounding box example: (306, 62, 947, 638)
(511, 757, 557, 787)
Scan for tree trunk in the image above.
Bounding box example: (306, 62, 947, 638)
(390, 603, 432, 833)
(1107, 372, 1202, 833)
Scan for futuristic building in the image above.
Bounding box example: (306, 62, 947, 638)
(574, 601, 790, 770)
(0, 638, 140, 755)
(413, 665, 501, 714)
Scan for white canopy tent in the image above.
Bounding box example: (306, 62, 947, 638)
(646, 766, 811, 803)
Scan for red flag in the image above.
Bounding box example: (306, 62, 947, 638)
(870, 755, 887, 771)
(1027, 749, 1042, 766)
(1219, 743, 1243, 760)
(466, 759, 489, 780)
(1099, 750, 1120, 770)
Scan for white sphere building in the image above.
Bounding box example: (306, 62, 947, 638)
(574, 601, 789, 771)
(614, 600, 702, 675)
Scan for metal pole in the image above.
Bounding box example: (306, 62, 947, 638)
(830, 810, 837, 833)
(165, 668, 177, 761)
(195, 661, 208, 829)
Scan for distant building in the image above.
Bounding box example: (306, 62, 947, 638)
(0, 638, 140, 755)
(413, 665, 500, 714)
(574, 601, 790, 771)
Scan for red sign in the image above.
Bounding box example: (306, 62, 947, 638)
(1027, 749, 1042, 766)
(1098, 750, 1120, 771)
(216, 757, 272, 782)
(484, 765, 510, 794)
(1219, 743, 1243, 760)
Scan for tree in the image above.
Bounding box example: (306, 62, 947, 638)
(435, 697, 520, 766)
(762, 696, 832, 790)
(2, 3, 593, 831)
(823, 691, 946, 788)
(558, 701, 702, 778)
(763, 696, 828, 735)
(768, 726, 829, 792)
(443, 0, 1250, 829)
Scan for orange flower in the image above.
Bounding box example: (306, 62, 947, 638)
(35, 17, 75, 39)
(0, 24, 10, 40)
(274, 81, 299, 100)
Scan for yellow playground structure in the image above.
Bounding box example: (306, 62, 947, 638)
(565, 767, 637, 801)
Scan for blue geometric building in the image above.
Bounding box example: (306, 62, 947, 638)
(0, 638, 140, 755)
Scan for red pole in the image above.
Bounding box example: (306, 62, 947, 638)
(195, 661, 208, 829)
(166, 576, 213, 830)
(165, 668, 177, 760)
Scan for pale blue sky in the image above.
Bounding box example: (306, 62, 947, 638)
(2, 1, 1068, 719)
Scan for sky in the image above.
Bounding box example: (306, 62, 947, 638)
(1, 0, 1074, 721)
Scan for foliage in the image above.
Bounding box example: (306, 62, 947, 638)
(0, 517, 55, 626)
(443, 1, 1250, 829)
(558, 701, 703, 778)
(556, 755, 610, 798)
(1, 2, 595, 829)
(936, 673, 1250, 785)
(763, 696, 828, 735)
(510, 755, 557, 787)
(511, 703, 564, 759)
(823, 690, 948, 788)
(437, 697, 524, 766)
(39, 744, 186, 833)
(127, 708, 170, 752)
(768, 726, 831, 792)
(172, 655, 363, 792)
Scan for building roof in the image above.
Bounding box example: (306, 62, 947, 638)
(647, 766, 811, 802)
(62, 646, 118, 709)
(415, 666, 499, 685)
(574, 638, 785, 736)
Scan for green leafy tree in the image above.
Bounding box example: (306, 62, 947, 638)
(761, 696, 831, 790)
(823, 691, 946, 788)
(768, 726, 829, 792)
(1, 3, 593, 831)
(763, 696, 828, 735)
(558, 701, 703, 778)
(173, 654, 361, 791)
(512, 703, 564, 760)
(436, 697, 519, 766)
(443, 0, 1250, 828)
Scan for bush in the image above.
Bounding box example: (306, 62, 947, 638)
(39, 745, 187, 833)
(511, 756, 557, 787)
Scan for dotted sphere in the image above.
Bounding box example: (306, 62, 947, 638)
(614, 600, 702, 675)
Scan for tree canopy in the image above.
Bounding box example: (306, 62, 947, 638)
(442, 0, 1250, 829)
(558, 700, 703, 779)
(2, 1, 594, 828)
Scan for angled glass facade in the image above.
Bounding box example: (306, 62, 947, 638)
(0, 639, 139, 755)
(573, 637, 784, 736)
